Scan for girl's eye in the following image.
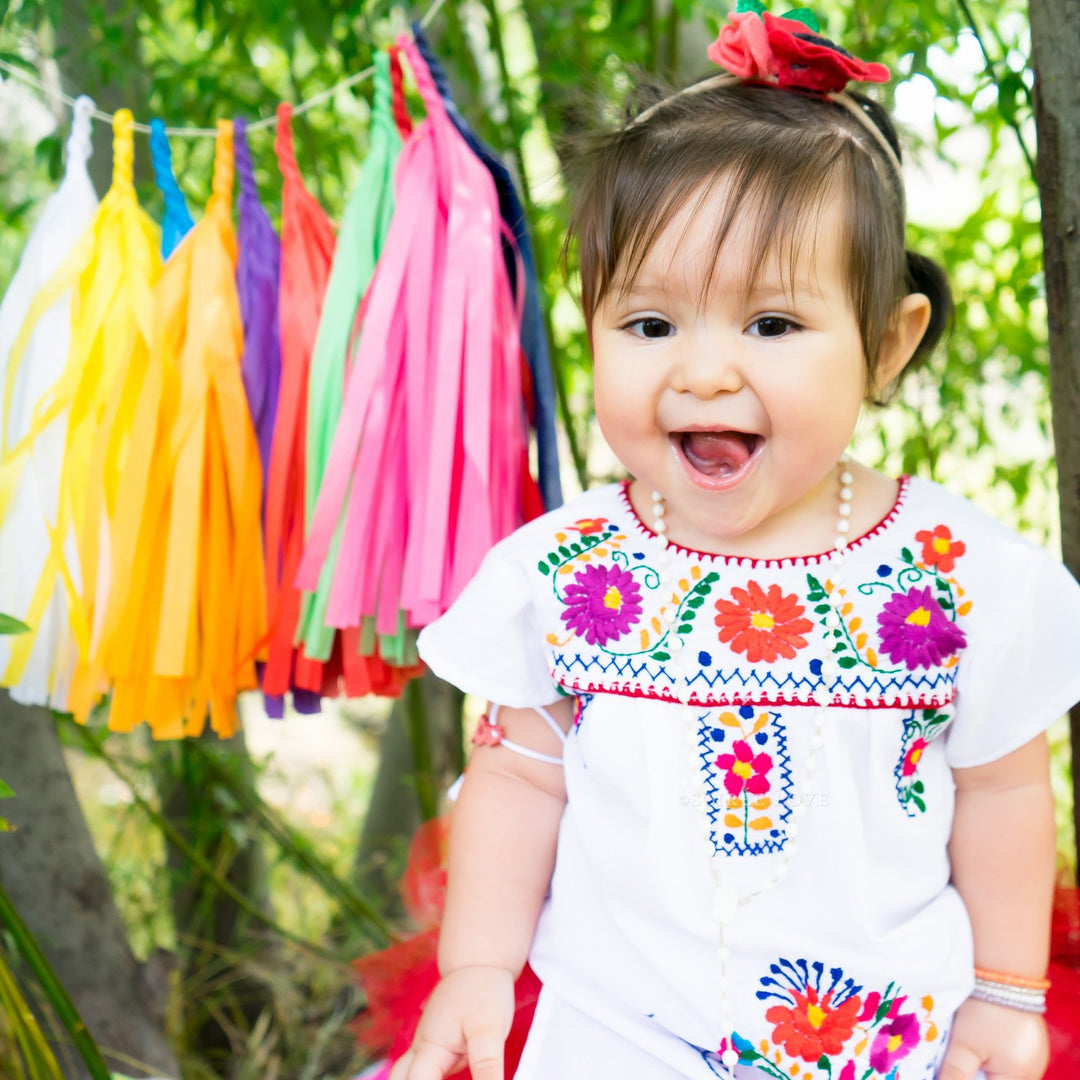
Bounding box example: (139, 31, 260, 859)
(625, 317, 675, 339)
(748, 316, 798, 338)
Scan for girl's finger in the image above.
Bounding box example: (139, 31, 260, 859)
(400, 1039, 463, 1080)
(465, 1031, 505, 1080)
(387, 1049, 412, 1080)
(936, 1044, 983, 1080)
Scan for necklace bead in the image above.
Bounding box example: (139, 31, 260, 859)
(651, 457, 852, 1077)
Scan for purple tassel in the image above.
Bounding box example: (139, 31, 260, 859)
(235, 117, 282, 497)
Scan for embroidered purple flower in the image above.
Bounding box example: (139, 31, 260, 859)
(869, 1005, 921, 1070)
(560, 563, 644, 646)
(877, 586, 966, 671)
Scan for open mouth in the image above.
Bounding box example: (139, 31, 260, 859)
(673, 430, 763, 487)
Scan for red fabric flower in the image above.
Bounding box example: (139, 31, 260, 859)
(707, 10, 777, 80)
(707, 8, 889, 94)
(471, 714, 505, 747)
(765, 984, 863, 1061)
(915, 524, 966, 574)
(764, 12, 889, 92)
(714, 580, 813, 663)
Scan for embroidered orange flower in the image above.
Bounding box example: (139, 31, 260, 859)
(568, 517, 609, 536)
(765, 984, 863, 1062)
(714, 581, 813, 663)
(915, 524, 966, 574)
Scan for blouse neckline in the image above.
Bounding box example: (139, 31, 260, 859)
(615, 474, 912, 568)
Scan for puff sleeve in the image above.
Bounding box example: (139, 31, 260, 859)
(946, 539, 1080, 769)
(416, 537, 559, 708)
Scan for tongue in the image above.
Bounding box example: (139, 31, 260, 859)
(681, 432, 753, 477)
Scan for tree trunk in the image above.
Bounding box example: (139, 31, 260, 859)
(0, 695, 178, 1078)
(150, 732, 278, 1069)
(352, 671, 463, 917)
(1030, 0, 1080, 876)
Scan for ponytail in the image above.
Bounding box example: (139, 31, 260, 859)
(904, 250, 953, 370)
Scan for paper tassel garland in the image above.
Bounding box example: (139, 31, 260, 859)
(105, 119, 265, 737)
(298, 37, 528, 640)
(0, 96, 99, 709)
(235, 116, 282, 494)
(298, 50, 403, 664)
(260, 103, 337, 714)
(150, 118, 194, 259)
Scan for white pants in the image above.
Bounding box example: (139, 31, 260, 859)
(514, 988, 990, 1080)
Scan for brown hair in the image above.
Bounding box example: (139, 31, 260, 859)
(565, 80, 952, 401)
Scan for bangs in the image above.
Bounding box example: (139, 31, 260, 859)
(603, 160, 840, 318)
(567, 81, 906, 372)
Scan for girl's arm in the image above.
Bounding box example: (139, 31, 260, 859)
(391, 697, 576, 1080)
(939, 732, 1055, 1080)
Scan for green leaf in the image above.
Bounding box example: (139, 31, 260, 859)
(837, 655, 858, 668)
(0, 779, 13, 799)
(687, 596, 704, 609)
(704, 572, 720, 584)
(736, 0, 766, 14)
(833, 640, 847, 652)
(814, 603, 831, 614)
(548, 554, 560, 567)
(651, 651, 670, 661)
(677, 623, 693, 635)
(559, 545, 571, 557)
(901, 547, 914, 563)
(0, 614, 30, 635)
(782, 8, 821, 32)
(538, 562, 550, 576)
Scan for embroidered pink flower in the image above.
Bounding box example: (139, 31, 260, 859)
(869, 1004, 921, 1070)
(877, 586, 967, 671)
(715, 739, 772, 797)
(901, 737, 928, 777)
(707, 7, 889, 94)
(915, 524, 966, 574)
(560, 563, 643, 647)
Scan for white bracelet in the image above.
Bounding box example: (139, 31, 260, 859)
(970, 977, 1047, 1014)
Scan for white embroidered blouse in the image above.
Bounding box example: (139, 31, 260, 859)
(417, 476, 1080, 1079)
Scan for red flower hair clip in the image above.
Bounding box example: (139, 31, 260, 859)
(708, 1, 889, 94)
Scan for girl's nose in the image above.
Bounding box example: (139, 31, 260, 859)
(669, 337, 744, 399)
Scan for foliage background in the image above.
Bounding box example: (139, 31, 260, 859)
(0, 0, 1072, 1076)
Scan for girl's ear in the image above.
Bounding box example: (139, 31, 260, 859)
(873, 292, 932, 394)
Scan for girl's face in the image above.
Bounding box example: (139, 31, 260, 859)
(591, 184, 869, 558)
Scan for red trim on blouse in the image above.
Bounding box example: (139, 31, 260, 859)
(557, 676, 953, 711)
(616, 475, 912, 568)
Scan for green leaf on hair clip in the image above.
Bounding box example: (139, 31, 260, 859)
(736, 0, 767, 15)
(780, 7, 821, 32)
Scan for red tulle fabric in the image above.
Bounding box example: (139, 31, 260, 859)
(353, 819, 1080, 1075)
(352, 817, 540, 1077)
(1046, 886, 1080, 1077)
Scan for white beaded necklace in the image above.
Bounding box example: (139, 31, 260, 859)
(650, 457, 854, 1074)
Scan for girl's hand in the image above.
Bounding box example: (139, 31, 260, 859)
(388, 965, 517, 1080)
(937, 997, 1049, 1080)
